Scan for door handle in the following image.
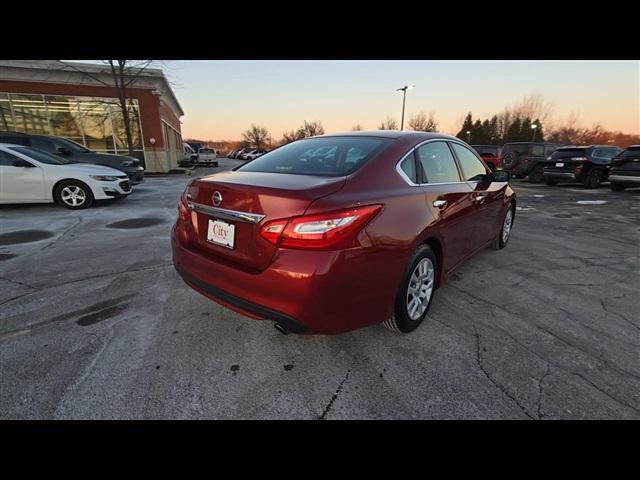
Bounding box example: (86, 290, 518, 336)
(474, 194, 487, 203)
(433, 199, 447, 209)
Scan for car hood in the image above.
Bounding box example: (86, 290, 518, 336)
(58, 163, 128, 177)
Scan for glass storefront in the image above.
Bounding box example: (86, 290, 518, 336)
(0, 93, 145, 164)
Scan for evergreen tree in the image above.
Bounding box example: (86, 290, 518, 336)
(456, 113, 474, 141)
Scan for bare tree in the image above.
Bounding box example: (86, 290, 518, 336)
(378, 117, 398, 130)
(351, 124, 363, 131)
(58, 60, 162, 157)
(297, 120, 325, 138)
(408, 111, 438, 132)
(243, 124, 270, 149)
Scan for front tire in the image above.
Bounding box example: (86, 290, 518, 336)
(382, 245, 437, 334)
(54, 180, 94, 209)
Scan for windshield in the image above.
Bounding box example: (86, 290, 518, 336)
(10, 146, 71, 165)
(238, 137, 391, 176)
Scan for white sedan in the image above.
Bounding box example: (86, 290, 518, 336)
(0, 144, 132, 209)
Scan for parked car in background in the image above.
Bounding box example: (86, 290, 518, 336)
(543, 145, 623, 189)
(0, 131, 144, 183)
(233, 147, 254, 159)
(172, 131, 515, 335)
(181, 143, 198, 165)
(197, 148, 218, 167)
(240, 149, 268, 160)
(227, 149, 238, 159)
(471, 145, 503, 171)
(500, 142, 563, 182)
(0, 144, 131, 209)
(609, 145, 640, 191)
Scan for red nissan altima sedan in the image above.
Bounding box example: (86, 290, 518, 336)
(172, 131, 515, 334)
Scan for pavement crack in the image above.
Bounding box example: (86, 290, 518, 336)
(0, 276, 37, 290)
(536, 363, 551, 419)
(318, 368, 352, 420)
(599, 296, 639, 332)
(42, 216, 83, 251)
(0, 263, 172, 308)
(473, 331, 534, 419)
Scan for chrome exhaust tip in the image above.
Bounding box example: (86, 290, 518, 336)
(274, 323, 288, 335)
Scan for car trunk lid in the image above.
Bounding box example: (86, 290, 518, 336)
(186, 171, 346, 270)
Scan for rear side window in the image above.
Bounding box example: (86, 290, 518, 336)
(503, 144, 529, 155)
(30, 137, 57, 153)
(415, 141, 461, 183)
(621, 147, 640, 159)
(592, 148, 618, 160)
(239, 137, 391, 176)
(450, 143, 487, 182)
(0, 150, 22, 166)
(531, 145, 545, 157)
(400, 153, 417, 183)
(552, 148, 587, 159)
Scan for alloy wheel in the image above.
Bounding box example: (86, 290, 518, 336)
(61, 185, 86, 207)
(406, 258, 435, 321)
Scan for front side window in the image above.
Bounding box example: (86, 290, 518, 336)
(239, 137, 391, 176)
(415, 141, 461, 184)
(450, 142, 487, 182)
(9, 146, 69, 165)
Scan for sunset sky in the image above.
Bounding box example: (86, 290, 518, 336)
(166, 60, 639, 141)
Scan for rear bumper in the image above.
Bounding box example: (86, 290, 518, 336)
(609, 174, 640, 184)
(171, 224, 403, 334)
(543, 171, 576, 181)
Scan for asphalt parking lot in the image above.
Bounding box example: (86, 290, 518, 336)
(1, 158, 639, 419)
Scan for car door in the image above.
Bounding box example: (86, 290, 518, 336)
(0, 149, 46, 201)
(449, 141, 504, 246)
(415, 141, 477, 271)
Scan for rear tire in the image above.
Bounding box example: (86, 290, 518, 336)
(583, 169, 602, 189)
(54, 180, 94, 209)
(528, 165, 544, 183)
(610, 182, 626, 192)
(491, 205, 515, 250)
(382, 245, 437, 334)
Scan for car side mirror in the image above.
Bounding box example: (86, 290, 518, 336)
(491, 170, 511, 182)
(56, 146, 71, 156)
(12, 159, 35, 168)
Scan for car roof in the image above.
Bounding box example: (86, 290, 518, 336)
(317, 130, 460, 141)
(0, 142, 24, 148)
(558, 145, 618, 149)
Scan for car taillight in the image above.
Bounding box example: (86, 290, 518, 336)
(259, 205, 383, 250)
(178, 193, 190, 222)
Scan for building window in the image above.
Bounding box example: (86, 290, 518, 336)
(0, 93, 145, 165)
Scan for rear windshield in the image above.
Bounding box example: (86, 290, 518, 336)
(551, 148, 587, 159)
(200, 148, 214, 153)
(238, 137, 392, 176)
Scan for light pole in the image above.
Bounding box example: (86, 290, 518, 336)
(396, 84, 414, 130)
(466, 130, 471, 143)
(531, 123, 538, 142)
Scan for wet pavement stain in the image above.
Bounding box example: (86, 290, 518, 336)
(0, 253, 17, 261)
(76, 303, 129, 326)
(0, 230, 55, 246)
(106, 217, 165, 229)
(284, 364, 294, 371)
(230, 365, 240, 376)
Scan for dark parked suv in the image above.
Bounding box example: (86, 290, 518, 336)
(500, 142, 563, 182)
(543, 145, 623, 189)
(609, 145, 640, 191)
(0, 131, 145, 183)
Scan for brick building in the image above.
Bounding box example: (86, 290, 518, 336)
(0, 60, 184, 172)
